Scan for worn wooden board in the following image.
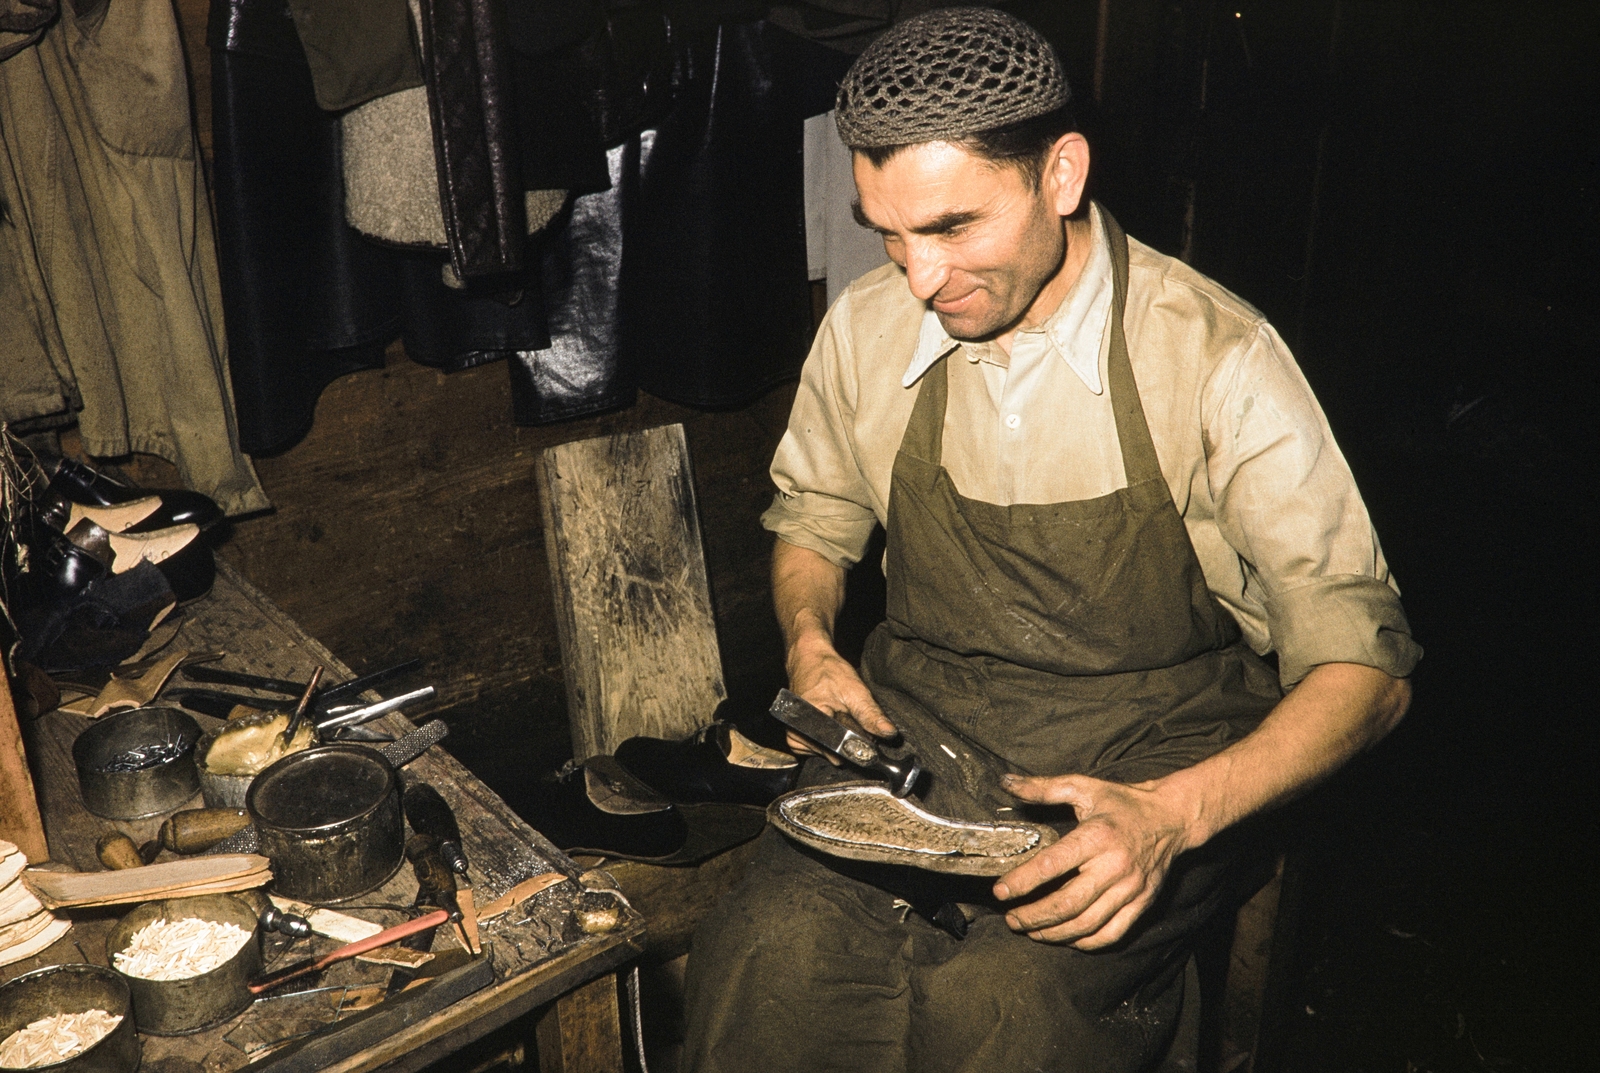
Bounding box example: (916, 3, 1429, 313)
(0, 674, 48, 862)
(3, 562, 645, 1073)
(536, 425, 727, 760)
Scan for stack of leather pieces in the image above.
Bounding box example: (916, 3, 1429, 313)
(0, 841, 71, 969)
(20, 854, 272, 912)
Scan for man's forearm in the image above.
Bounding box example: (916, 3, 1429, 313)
(1155, 662, 1411, 847)
(772, 537, 848, 667)
(771, 537, 896, 737)
(998, 661, 1411, 947)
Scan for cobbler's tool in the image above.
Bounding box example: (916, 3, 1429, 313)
(406, 834, 463, 923)
(278, 667, 323, 748)
(402, 784, 468, 875)
(768, 689, 922, 797)
(258, 904, 312, 939)
(166, 689, 274, 718)
(313, 658, 423, 711)
(179, 666, 306, 696)
(157, 808, 251, 854)
(96, 832, 150, 870)
(315, 686, 436, 734)
(247, 909, 450, 994)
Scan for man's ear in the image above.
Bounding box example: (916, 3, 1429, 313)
(1044, 132, 1091, 217)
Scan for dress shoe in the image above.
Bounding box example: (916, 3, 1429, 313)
(524, 756, 688, 860)
(66, 518, 214, 603)
(13, 532, 176, 671)
(44, 456, 223, 532)
(33, 489, 163, 535)
(614, 721, 799, 806)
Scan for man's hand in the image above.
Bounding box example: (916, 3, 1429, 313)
(991, 663, 1411, 949)
(784, 631, 897, 757)
(772, 538, 897, 757)
(992, 774, 1191, 949)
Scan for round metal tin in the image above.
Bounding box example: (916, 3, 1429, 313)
(247, 744, 405, 903)
(72, 707, 201, 820)
(0, 963, 140, 1072)
(107, 894, 262, 1036)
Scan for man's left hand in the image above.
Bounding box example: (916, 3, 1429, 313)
(992, 773, 1192, 950)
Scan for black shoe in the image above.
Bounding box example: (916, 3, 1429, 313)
(14, 541, 176, 671)
(65, 519, 214, 604)
(614, 721, 799, 806)
(525, 756, 688, 860)
(44, 456, 223, 532)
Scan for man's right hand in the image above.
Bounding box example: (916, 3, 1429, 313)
(784, 632, 897, 758)
(771, 538, 897, 758)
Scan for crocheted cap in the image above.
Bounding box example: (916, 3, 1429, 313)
(835, 7, 1070, 149)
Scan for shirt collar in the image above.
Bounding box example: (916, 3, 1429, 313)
(901, 203, 1115, 395)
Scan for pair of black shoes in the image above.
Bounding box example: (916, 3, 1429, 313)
(527, 721, 800, 862)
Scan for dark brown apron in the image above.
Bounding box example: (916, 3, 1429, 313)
(859, 208, 1281, 830)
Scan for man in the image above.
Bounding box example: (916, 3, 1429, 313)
(684, 9, 1421, 1071)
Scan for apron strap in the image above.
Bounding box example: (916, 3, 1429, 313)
(1101, 208, 1165, 487)
(902, 341, 952, 468)
(900, 204, 1166, 487)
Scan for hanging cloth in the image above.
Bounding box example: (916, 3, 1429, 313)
(0, 0, 267, 515)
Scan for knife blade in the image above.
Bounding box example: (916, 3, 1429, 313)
(768, 689, 921, 797)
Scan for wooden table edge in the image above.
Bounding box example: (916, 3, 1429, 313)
(306, 925, 646, 1073)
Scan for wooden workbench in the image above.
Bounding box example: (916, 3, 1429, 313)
(4, 560, 645, 1073)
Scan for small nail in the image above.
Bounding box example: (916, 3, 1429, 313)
(1000, 773, 1020, 784)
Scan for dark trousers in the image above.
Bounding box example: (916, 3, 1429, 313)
(682, 828, 1212, 1073)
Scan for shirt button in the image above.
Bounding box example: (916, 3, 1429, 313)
(1005, 413, 1021, 429)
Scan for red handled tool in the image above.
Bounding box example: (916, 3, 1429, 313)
(248, 908, 449, 994)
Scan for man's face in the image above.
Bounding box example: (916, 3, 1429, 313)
(853, 141, 1074, 341)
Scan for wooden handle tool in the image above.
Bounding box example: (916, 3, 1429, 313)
(248, 908, 450, 994)
(96, 832, 146, 870)
(279, 666, 323, 747)
(159, 808, 252, 854)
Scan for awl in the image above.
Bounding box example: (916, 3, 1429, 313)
(768, 689, 921, 797)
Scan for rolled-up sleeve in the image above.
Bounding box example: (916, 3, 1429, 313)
(1204, 323, 1422, 686)
(761, 300, 880, 568)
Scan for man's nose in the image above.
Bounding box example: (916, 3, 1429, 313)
(901, 240, 951, 302)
